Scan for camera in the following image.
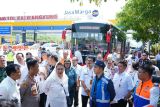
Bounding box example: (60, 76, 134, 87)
(152, 75, 160, 83)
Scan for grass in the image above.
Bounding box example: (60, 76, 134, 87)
(2, 32, 71, 44)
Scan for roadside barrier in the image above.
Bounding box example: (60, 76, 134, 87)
(3, 45, 29, 51)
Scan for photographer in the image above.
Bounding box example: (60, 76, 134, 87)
(138, 52, 151, 66)
(134, 64, 159, 107)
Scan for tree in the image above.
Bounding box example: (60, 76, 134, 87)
(116, 0, 160, 43)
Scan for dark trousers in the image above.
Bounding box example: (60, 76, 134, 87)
(157, 60, 160, 69)
(40, 93, 47, 107)
(69, 94, 74, 107)
(69, 87, 76, 107)
(81, 95, 89, 107)
(128, 98, 133, 107)
(111, 99, 127, 107)
(7, 61, 14, 66)
(74, 89, 79, 107)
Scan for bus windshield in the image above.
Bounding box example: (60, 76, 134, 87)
(72, 32, 107, 57)
(70, 22, 111, 62)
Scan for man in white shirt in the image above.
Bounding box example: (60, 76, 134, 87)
(96, 53, 103, 61)
(16, 53, 28, 85)
(15, 53, 26, 68)
(80, 56, 94, 107)
(111, 60, 134, 107)
(72, 56, 82, 107)
(0, 64, 21, 107)
(112, 49, 118, 62)
(104, 59, 118, 80)
(74, 49, 83, 65)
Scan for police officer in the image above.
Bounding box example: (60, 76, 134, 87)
(90, 60, 115, 107)
(4, 46, 15, 65)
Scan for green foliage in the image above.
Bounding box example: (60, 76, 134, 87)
(151, 43, 160, 55)
(112, 27, 126, 41)
(116, 0, 160, 43)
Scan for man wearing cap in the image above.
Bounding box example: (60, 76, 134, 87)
(90, 60, 115, 107)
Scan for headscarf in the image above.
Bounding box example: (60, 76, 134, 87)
(47, 62, 68, 84)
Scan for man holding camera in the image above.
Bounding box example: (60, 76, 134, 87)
(134, 64, 159, 107)
(138, 52, 151, 66)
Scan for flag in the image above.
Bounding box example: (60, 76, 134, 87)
(106, 30, 111, 43)
(62, 30, 66, 40)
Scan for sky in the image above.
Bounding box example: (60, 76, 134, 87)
(0, 0, 126, 20)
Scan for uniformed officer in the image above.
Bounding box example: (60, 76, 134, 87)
(134, 64, 159, 107)
(90, 60, 115, 107)
(5, 46, 15, 65)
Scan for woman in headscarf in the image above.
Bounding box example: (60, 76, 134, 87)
(43, 62, 69, 107)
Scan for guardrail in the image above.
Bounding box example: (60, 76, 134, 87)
(0, 45, 29, 51)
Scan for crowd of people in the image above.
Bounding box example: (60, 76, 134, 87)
(0, 47, 159, 107)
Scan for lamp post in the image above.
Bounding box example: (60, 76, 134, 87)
(34, 30, 38, 42)
(22, 12, 26, 43)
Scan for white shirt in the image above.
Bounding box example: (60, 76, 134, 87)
(150, 84, 160, 106)
(34, 66, 48, 94)
(74, 50, 83, 64)
(16, 62, 28, 85)
(14, 61, 26, 68)
(112, 52, 117, 62)
(127, 56, 139, 65)
(104, 66, 118, 79)
(155, 53, 160, 61)
(113, 71, 134, 101)
(0, 76, 21, 107)
(40, 60, 48, 67)
(18, 66, 28, 85)
(72, 64, 82, 78)
(128, 70, 139, 87)
(80, 66, 94, 96)
(152, 65, 160, 76)
(43, 75, 68, 107)
(104, 67, 112, 79)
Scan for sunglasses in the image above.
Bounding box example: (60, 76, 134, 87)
(26, 53, 32, 55)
